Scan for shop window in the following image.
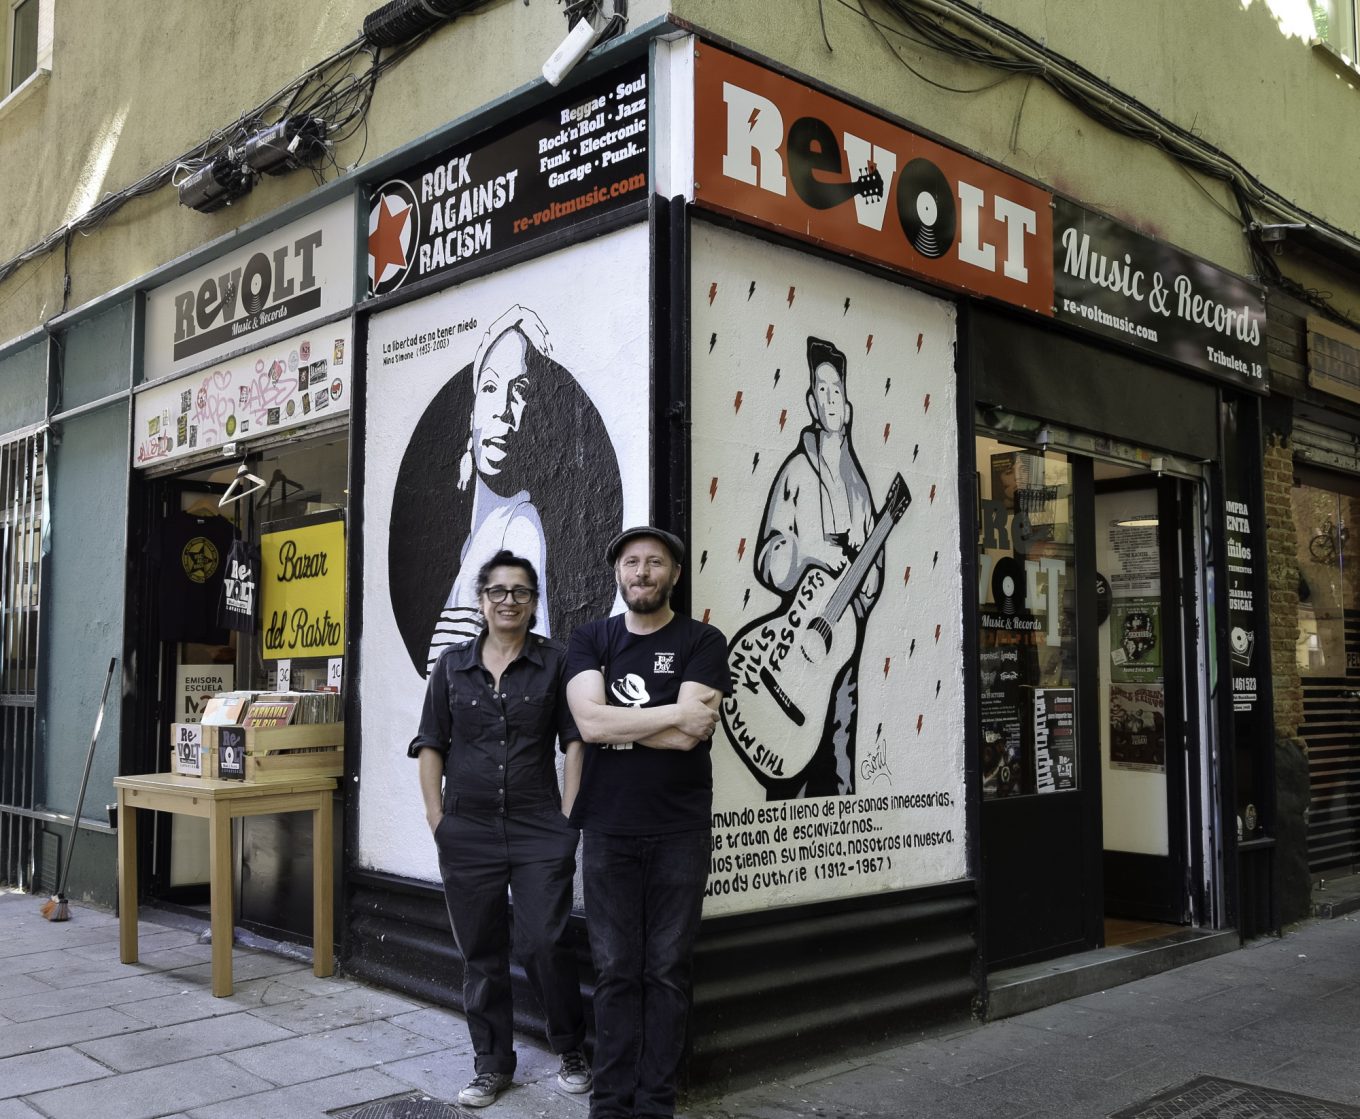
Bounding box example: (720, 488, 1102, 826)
(1292, 473, 1360, 875)
(976, 437, 1079, 798)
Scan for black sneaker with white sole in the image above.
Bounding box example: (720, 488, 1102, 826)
(557, 1049, 592, 1094)
(458, 1070, 513, 1108)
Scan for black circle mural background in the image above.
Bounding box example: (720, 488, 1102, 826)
(388, 353, 623, 675)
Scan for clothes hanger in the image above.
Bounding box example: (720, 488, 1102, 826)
(219, 461, 267, 507)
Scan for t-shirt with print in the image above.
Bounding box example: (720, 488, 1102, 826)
(565, 612, 731, 835)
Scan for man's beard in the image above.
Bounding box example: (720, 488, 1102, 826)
(622, 580, 671, 615)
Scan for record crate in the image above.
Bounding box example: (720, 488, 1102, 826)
(191, 723, 344, 782)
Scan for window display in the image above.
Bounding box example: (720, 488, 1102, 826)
(976, 437, 1078, 798)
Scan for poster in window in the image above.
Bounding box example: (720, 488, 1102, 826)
(1109, 598, 1162, 683)
(1109, 683, 1166, 773)
(1028, 687, 1077, 793)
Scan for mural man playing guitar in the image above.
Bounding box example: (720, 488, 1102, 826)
(750, 336, 885, 797)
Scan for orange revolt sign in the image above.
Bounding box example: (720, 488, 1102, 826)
(261, 515, 345, 661)
(694, 46, 1054, 314)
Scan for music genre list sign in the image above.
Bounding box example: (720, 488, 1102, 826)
(367, 59, 648, 297)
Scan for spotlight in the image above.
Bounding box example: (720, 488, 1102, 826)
(241, 116, 328, 176)
(177, 156, 253, 213)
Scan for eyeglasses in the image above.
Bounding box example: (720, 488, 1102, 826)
(482, 585, 535, 603)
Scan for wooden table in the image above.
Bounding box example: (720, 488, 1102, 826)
(115, 772, 337, 997)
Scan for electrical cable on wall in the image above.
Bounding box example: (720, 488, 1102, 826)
(835, 0, 1360, 326)
(0, 9, 444, 295)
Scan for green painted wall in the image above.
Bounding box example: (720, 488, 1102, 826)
(39, 403, 127, 827)
(59, 301, 132, 411)
(0, 339, 47, 434)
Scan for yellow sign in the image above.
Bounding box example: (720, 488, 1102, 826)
(260, 516, 345, 660)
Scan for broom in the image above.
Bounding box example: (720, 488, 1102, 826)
(42, 656, 117, 921)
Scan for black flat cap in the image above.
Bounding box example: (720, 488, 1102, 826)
(606, 526, 685, 565)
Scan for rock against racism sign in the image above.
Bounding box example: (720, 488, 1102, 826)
(693, 44, 1054, 314)
(367, 58, 648, 297)
(145, 198, 356, 383)
(1054, 200, 1268, 391)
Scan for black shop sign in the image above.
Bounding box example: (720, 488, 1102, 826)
(1053, 200, 1268, 392)
(366, 59, 649, 297)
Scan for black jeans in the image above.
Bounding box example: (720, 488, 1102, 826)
(435, 807, 585, 1074)
(583, 827, 710, 1119)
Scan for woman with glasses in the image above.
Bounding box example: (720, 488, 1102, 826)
(410, 549, 592, 1109)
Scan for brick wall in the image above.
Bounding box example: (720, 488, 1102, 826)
(1263, 433, 1303, 747)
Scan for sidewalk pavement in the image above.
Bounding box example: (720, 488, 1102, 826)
(1, 888, 1356, 1119)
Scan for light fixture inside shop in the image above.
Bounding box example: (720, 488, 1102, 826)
(1115, 515, 1159, 528)
(177, 155, 253, 213)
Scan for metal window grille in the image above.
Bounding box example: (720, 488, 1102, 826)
(0, 429, 44, 888)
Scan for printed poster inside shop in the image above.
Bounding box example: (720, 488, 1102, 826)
(133, 319, 353, 468)
(367, 58, 647, 297)
(690, 222, 968, 918)
(260, 513, 345, 661)
(354, 225, 653, 883)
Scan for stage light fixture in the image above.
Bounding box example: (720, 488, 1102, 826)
(241, 116, 328, 176)
(177, 156, 254, 213)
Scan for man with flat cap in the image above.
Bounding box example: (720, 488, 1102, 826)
(564, 526, 731, 1119)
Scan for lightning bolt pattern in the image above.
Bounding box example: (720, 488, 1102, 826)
(709, 476, 718, 502)
(765, 323, 775, 346)
(734, 390, 743, 413)
(708, 282, 718, 305)
(787, 286, 796, 307)
(736, 537, 746, 561)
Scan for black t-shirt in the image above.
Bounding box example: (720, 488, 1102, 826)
(565, 613, 731, 834)
(218, 537, 258, 633)
(154, 511, 235, 644)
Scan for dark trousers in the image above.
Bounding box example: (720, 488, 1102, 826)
(435, 807, 585, 1074)
(583, 827, 710, 1119)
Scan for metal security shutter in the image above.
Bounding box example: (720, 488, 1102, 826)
(0, 428, 45, 888)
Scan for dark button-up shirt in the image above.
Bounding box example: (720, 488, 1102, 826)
(408, 633, 579, 818)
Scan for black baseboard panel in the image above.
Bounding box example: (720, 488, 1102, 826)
(345, 876, 596, 1041)
(346, 875, 979, 1087)
(687, 884, 980, 1087)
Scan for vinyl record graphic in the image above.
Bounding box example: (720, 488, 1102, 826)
(897, 158, 956, 260)
(991, 556, 1025, 616)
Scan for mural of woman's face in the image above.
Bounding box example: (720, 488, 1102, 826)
(472, 330, 532, 480)
(809, 361, 847, 433)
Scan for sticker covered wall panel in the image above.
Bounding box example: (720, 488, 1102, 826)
(358, 225, 650, 879)
(691, 223, 967, 915)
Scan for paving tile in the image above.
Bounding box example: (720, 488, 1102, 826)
(247, 985, 423, 1034)
(221, 1018, 445, 1086)
(0, 973, 184, 1023)
(0, 973, 56, 1001)
(75, 1008, 296, 1072)
(370, 1048, 484, 1101)
(183, 1068, 416, 1119)
(163, 950, 311, 988)
(27, 1054, 276, 1119)
(66, 927, 203, 962)
(387, 1005, 472, 1045)
(0, 1099, 45, 1117)
(0, 1045, 111, 1098)
(115, 971, 332, 1028)
(0, 1006, 146, 1059)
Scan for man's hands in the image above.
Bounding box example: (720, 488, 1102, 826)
(676, 689, 720, 740)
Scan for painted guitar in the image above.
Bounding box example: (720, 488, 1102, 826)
(721, 474, 911, 787)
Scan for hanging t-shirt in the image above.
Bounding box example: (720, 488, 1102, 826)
(154, 511, 234, 645)
(218, 536, 258, 633)
(565, 612, 731, 835)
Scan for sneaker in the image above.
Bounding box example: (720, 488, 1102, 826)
(458, 1071, 513, 1108)
(556, 1049, 592, 1094)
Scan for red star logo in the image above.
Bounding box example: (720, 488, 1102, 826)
(368, 194, 411, 282)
